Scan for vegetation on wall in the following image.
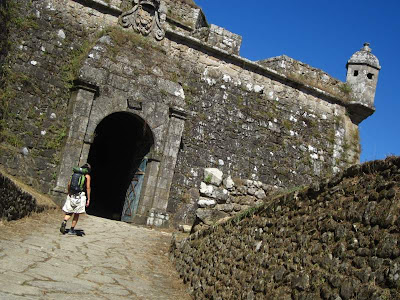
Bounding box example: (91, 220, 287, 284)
(338, 82, 352, 95)
(62, 25, 167, 87)
(62, 28, 152, 91)
(61, 38, 97, 89)
(106, 26, 166, 56)
(0, 0, 38, 30)
(285, 72, 354, 103)
(0, 0, 88, 192)
(0, 0, 10, 144)
(0, 0, 40, 146)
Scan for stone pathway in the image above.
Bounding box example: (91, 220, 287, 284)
(0, 210, 190, 300)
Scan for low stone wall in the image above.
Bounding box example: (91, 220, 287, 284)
(0, 171, 45, 221)
(171, 157, 400, 299)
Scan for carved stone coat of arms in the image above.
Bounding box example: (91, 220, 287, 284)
(119, 0, 167, 41)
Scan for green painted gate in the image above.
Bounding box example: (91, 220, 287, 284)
(121, 158, 148, 222)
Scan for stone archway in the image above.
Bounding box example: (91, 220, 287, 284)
(53, 31, 188, 226)
(52, 81, 187, 227)
(86, 112, 153, 221)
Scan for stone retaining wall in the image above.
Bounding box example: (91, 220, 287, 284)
(0, 171, 45, 221)
(171, 157, 400, 299)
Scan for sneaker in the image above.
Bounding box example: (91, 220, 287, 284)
(60, 222, 66, 234)
(68, 229, 76, 235)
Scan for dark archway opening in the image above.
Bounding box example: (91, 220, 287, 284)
(86, 112, 153, 220)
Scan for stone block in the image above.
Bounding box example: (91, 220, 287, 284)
(200, 182, 215, 198)
(196, 208, 228, 226)
(79, 64, 108, 86)
(223, 176, 235, 190)
(198, 197, 216, 208)
(204, 168, 223, 186)
(255, 189, 266, 199)
(214, 188, 229, 203)
(179, 224, 192, 233)
(215, 203, 234, 213)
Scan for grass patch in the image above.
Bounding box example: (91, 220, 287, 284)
(44, 124, 67, 150)
(105, 26, 166, 56)
(282, 119, 292, 131)
(338, 83, 352, 95)
(61, 39, 97, 88)
(1, 1, 38, 30)
(1, 129, 23, 148)
(61, 26, 154, 88)
(204, 174, 212, 184)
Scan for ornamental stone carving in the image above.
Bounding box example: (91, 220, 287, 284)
(119, 0, 167, 41)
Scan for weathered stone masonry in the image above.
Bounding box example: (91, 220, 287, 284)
(0, 0, 380, 226)
(0, 170, 50, 221)
(171, 157, 400, 299)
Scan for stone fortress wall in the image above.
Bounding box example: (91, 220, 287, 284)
(0, 0, 380, 226)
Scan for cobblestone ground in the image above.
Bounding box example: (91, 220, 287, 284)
(0, 210, 190, 300)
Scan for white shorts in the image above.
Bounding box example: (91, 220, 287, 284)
(62, 192, 86, 214)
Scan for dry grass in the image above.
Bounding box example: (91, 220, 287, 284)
(0, 208, 62, 238)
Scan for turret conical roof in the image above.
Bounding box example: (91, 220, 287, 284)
(347, 43, 381, 70)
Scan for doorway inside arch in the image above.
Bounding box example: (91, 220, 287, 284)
(86, 112, 153, 221)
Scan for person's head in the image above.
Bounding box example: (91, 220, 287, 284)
(82, 163, 91, 174)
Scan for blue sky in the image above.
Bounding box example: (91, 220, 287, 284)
(195, 0, 400, 162)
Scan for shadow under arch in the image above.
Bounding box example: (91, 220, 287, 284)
(86, 112, 154, 220)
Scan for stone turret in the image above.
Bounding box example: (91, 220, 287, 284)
(346, 43, 381, 123)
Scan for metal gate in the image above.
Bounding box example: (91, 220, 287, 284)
(121, 157, 148, 222)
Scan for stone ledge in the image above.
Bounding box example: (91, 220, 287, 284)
(73, 0, 121, 16)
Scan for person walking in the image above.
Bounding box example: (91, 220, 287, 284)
(60, 163, 91, 235)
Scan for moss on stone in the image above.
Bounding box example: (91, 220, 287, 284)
(44, 124, 67, 150)
(61, 39, 95, 88)
(105, 26, 167, 57)
(2, 1, 38, 31)
(282, 119, 292, 131)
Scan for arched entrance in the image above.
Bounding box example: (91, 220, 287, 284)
(86, 112, 153, 221)
(53, 81, 187, 226)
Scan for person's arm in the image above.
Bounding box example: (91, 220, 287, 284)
(67, 181, 71, 195)
(85, 174, 91, 207)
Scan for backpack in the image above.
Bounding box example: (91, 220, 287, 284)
(69, 167, 88, 194)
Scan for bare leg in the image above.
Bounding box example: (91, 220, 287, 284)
(71, 214, 80, 228)
(63, 213, 72, 222)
